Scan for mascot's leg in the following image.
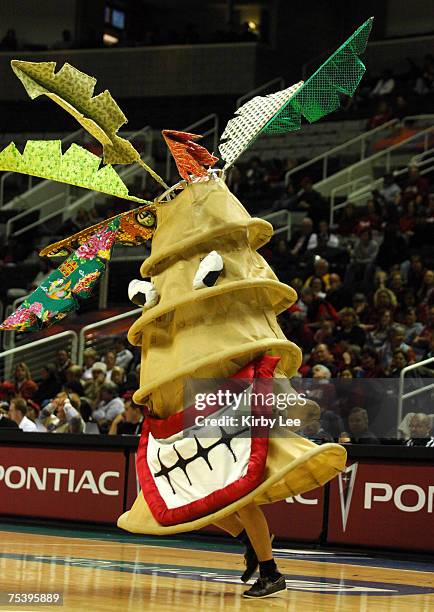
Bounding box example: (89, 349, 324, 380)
(214, 513, 265, 583)
(214, 505, 285, 599)
(214, 514, 260, 582)
(213, 514, 243, 536)
(237, 503, 286, 599)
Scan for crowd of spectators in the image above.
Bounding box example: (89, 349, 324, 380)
(0, 337, 144, 436)
(252, 157, 434, 445)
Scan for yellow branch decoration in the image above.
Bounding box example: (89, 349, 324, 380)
(0, 140, 151, 203)
(11, 60, 168, 188)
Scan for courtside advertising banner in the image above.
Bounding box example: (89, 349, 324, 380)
(327, 461, 434, 552)
(0, 446, 126, 522)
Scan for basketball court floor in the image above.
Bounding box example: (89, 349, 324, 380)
(0, 523, 433, 611)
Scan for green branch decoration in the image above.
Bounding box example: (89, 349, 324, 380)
(11, 60, 168, 188)
(0, 140, 151, 203)
(219, 17, 373, 168)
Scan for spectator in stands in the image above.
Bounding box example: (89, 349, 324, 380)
(303, 257, 332, 291)
(0, 362, 38, 401)
(326, 273, 351, 311)
(356, 347, 384, 378)
(406, 413, 434, 446)
(271, 181, 298, 212)
(39, 392, 84, 433)
(108, 398, 144, 435)
(296, 177, 326, 225)
(9, 397, 37, 432)
(402, 165, 429, 202)
(64, 365, 85, 397)
(412, 305, 434, 357)
(245, 156, 267, 197)
(301, 343, 337, 377)
(82, 348, 99, 382)
(379, 324, 415, 372)
(347, 407, 379, 444)
(404, 254, 426, 292)
(124, 363, 140, 395)
(52, 394, 85, 434)
(367, 100, 392, 130)
(310, 277, 327, 299)
(352, 293, 371, 325)
(377, 224, 408, 271)
(306, 220, 339, 251)
(368, 308, 394, 349)
(335, 307, 366, 348)
(379, 173, 401, 204)
(358, 199, 381, 231)
(373, 288, 398, 317)
(337, 202, 359, 236)
(111, 366, 126, 395)
(281, 312, 315, 354)
(84, 361, 107, 408)
(0, 404, 19, 428)
(288, 217, 314, 258)
(370, 69, 395, 97)
(388, 270, 406, 303)
(313, 319, 337, 346)
(399, 200, 417, 241)
(387, 348, 411, 378)
(417, 269, 434, 305)
(414, 55, 434, 94)
(33, 364, 62, 406)
(345, 229, 378, 290)
(298, 287, 338, 329)
(280, 158, 298, 187)
(92, 382, 124, 432)
(55, 349, 73, 384)
(104, 350, 117, 382)
(403, 307, 424, 345)
(114, 338, 134, 371)
(301, 419, 333, 444)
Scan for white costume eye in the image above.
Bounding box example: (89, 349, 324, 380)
(128, 279, 159, 309)
(193, 251, 224, 289)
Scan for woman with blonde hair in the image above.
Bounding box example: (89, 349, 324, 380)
(0, 362, 38, 401)
(373, 287, 398, 312)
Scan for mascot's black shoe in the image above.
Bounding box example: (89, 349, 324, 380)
(242, 574, 287, 598)
(241, 534, 275, 583)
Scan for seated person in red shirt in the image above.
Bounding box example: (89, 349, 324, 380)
(0, 362, 38, 402)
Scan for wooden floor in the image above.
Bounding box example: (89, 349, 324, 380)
(0, 524, 433, 611)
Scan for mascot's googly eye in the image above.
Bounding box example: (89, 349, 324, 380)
(128, 279, 159, 309)
(193, 251, 223, 289)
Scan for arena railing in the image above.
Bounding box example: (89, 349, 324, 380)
(4, 126, 154, 240)
(316, 122, 434, 198)
(397, 357, 434, 436)
(0, 330, 78, 382)
(329, 145, 434, 225)
(285, 119, 398, 184)
(165, 114, 219, 182)
(285, 115, 434, 191)
(77, 308, 142, 366)
(235, 77, 285, 109)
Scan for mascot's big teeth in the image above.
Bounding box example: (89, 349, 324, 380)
(193, 251, 224, 289)
(128, 279, 159, 308)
